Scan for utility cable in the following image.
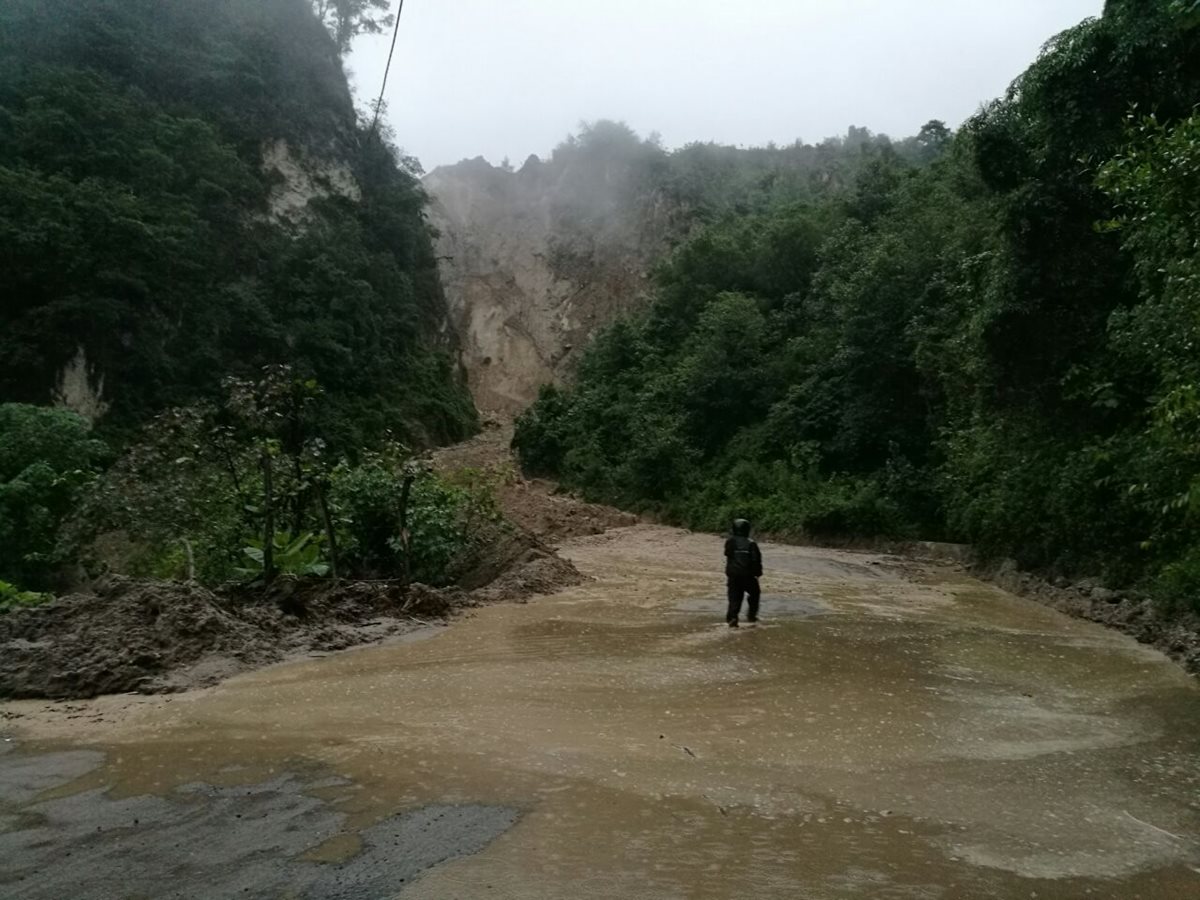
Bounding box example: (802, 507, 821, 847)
(368, 0, 406, 140)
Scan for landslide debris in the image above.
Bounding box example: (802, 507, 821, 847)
(0, 419, 647, 701)
(0, 525, 585, 701)
(0, 577, 443, 700)
(425, 143, 679, 416)
(432, 420, 638, 544)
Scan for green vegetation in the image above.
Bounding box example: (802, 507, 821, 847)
(514, 118, 940, 295)
(0, 405, 109, 592)
(72, 369, 496, 589)
(516, 0, 1200, 611)
(330, 448, 500, 585)
(0, 581, 53, 612)
(312, 0, 396, 54)
(0, 0, 483, 600)
(0, 0, 475, 447)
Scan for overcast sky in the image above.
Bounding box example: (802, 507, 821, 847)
(347, 0, 1103, 172)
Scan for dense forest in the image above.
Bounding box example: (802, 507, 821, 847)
(530, 115, 941, 251)
(0, 0, 474, 447)
(0, 0, 483, 598)
(516, 0, 1200, 613)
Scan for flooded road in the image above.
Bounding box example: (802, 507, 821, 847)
(3, 525, 1200, 898)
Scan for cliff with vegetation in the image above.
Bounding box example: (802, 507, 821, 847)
(426, 121, 935, 414)
(0, 0, 491, 600)
(0, 0, 476, 447)
(425, 129, 675, 414)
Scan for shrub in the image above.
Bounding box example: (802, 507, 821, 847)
(0, 579, 53, 612)
(0, 404, 109, 588)
(330, 451, 499, 586)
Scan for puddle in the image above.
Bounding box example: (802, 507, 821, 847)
(672, 594, 830, 618)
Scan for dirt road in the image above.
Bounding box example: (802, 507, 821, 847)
(3, 525, 1200, 898)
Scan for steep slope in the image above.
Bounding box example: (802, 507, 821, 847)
(513, 2, 1200, 621)
(425, 144, 677, 414)
(0, 0, 475, 446)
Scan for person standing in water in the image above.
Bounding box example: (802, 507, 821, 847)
(724, 518, 763, 628)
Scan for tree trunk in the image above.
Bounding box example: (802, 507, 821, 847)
(398, 471, 415, 584)
(182, 538, 196, 583)
(291, 454, 306, 538)
(317, 482, 339, 580)
(261, 452, 276, 583)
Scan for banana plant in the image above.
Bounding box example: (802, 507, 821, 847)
(236, 532, 330, 580)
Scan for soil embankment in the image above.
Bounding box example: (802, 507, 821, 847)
(0, 577, 454, 700)
(974, 559, 1200, 675)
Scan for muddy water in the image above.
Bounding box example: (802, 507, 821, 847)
(4, 525, 1200, 898)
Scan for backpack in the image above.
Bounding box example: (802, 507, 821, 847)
(729, 535, 756, 576)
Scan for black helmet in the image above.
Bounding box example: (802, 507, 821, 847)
(732, 518, 751, 537)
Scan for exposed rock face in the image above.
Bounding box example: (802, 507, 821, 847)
(425, 153, 680, 415)
(262, 138, 361, 226)
(53, 346, 109, 423)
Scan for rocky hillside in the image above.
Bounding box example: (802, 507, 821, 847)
(426, 122, 935, 415)
(425, 137, 678, 414)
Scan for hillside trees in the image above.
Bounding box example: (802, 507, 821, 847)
(0, 0, 475, 447)
(311, 0, 395, 54)
(1097, 110, 1200, 606)
(72, 369, 496, 589)
(515, 0, 1200, 610)
(0, 0, 480, 599)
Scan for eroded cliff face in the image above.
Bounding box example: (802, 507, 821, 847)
(262, 138, 362, 226)
(426, 153, 679, 415)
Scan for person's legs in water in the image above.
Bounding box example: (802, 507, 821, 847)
(745, 577, 761, 624)
(726, 576, 745, 627)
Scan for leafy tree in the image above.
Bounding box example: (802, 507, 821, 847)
(311, 0, 395, 54)
(1096, 111, 1200, 593)
(77, 375, 491, 588)
(915, 120, 952, 163)
(0, 405, 109, 589)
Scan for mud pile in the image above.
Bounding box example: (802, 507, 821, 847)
(463, 530, 586, 603)
(498, 478, 638, 544)
(0, 530, 585, 700)
(0, 576, 453, 700)
(0, 422, 629, 702)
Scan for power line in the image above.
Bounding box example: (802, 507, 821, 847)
(368, 0, 406, 140)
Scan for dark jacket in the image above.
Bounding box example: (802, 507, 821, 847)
(724, 519, 763, 578)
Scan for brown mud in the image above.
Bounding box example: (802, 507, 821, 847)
(0, 420, 611, 703)
(974, 558, 1200, 676)
(3, 525, 1200, 898)
(0, 576, 455, 701)
(765, 534, 1200, 678)
(0, 522, 582, 701)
